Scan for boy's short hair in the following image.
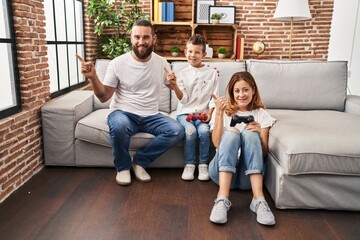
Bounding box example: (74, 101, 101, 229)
(186, 34, 206, 53)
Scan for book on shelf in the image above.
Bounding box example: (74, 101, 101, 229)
(161, 2, 167, 22)
(156, 1, 175, 22)
(154, 0, 159, 22)
(167, 2, 175, 22)
(236, 36, 245, 60)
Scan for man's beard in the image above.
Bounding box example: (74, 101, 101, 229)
(132, 44, 154, 59)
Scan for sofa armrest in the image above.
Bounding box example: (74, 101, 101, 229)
(41, 90, 94, 165)
(345, 95, 360, 116)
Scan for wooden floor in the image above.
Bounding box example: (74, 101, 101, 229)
(0, 167, 359, 240)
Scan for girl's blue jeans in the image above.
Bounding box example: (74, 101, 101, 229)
(209, 129, 265, 190)
(177, 114, 211, 165)
(107, 110, 184, 171)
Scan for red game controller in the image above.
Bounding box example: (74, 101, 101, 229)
(186, 113, 208, 122)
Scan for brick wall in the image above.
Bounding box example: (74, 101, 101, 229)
(86, 0, 333, 60)
(0, 0, 48, 203)
(229, 0, 334, 60)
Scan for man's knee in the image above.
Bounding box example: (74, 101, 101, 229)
(169, 122, 185, 139)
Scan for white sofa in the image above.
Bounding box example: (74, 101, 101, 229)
(42, 59, 360, 210)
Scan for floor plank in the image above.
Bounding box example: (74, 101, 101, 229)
(0, 167, 359, 240)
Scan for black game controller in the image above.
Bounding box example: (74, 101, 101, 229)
(230, 115, 254, 127)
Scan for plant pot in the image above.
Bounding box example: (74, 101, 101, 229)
(218, 53, 226, 59)
(211, 19, 220, 24)
(171, 52, 179, 57)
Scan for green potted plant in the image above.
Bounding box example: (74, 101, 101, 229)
(217, 47, 229, 58)
(87, 0, 149, 59)
(210, 13, 222, 24)
(170, 46, 180, 57)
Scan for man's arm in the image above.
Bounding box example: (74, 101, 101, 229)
(76, 55, 115, 103)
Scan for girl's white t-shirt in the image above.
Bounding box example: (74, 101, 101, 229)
(103, 52, 170, 117)
(209, 108, 275, 131)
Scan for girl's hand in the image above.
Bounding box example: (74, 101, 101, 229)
(212, 94, 227, 112)
(245, 121, 262, 134)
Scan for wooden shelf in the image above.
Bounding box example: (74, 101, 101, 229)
(165, 56, 236, 62)
(152, 21, 193, 26)
(194, 23, 237, 30)
(151, 0, 237, 60)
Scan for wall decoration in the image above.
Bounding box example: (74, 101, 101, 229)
(196, 0, 216, 24)
(209, 6, 236, 24)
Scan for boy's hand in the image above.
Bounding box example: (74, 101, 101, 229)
(76, 54, 96, 80)
(202, 112, 211, 123)
(164, 68, 177, 90)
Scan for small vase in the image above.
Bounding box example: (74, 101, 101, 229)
(205, 44, 213, 58)
(171, 52, 179, 57)
(218, 53, 226, 59)
(211, 19, 220, 24)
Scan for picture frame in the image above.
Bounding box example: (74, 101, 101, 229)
(196, 0, 216, 24)
(209, 6, 236, 24)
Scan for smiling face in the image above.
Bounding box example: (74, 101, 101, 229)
(131, 25, 157, 61)
(233, 79, 255, 111)
(184, 43, 206, 68)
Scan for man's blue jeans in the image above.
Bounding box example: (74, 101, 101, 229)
(107, 110, 184, 171)
(177, 114, 211, 165)
(209, 129, 265, 190)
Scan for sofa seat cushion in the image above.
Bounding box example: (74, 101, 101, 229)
(75, 109, 155, 149)
(75, 109, 181, 150)
(268, 109, 360, 176)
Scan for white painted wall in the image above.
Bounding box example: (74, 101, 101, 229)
(328, 0, 360, 95)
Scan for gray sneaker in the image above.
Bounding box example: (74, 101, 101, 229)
(250, 197, 276, 225)
(209, 196, 232, 224)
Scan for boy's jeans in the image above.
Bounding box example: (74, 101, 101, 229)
(108, 110, 184, 171)
(177, 114, 211, 165)
(209, 129, 264, 190)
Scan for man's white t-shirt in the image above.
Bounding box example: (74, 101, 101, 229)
(176, 65, 219, 115)
(209, 108, 275, 131)
(103, 52, 170, 117)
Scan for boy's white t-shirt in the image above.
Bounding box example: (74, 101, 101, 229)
(103, 52, 170, 117)
(209, 108, 275, 131)
(176, 65, 219, 115)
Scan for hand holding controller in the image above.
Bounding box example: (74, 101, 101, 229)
(230, 115, 254, 127)
(186, 113, 208, 122)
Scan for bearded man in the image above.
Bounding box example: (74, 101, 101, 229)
(76, 20, 184, 186)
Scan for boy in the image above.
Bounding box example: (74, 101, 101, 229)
(166, 34, 219, 181)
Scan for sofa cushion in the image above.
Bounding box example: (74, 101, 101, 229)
(247, 60, 348, 111)
(268, 109, 360, 176)
(94, 59, 112, 110)
(170, 61, 247, 112)
(94, 59, 171, 113)
(76, 109, 158, 149)
(75, 109, 178, 150)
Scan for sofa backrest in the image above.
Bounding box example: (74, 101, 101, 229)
(247, 60, 348, 111)
(94, 59, 112, 109)
(94, 59, 171, 113)
(170, 61, 247, 112)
